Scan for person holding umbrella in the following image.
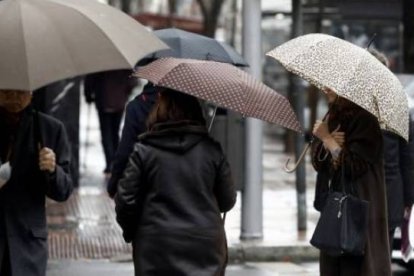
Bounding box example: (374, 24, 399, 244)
(0, 89, 73, 276)
(115, 88, 236, 275)
(107, 28, 248, 198)
(266, 34, 407, 276)
(311, 88, 391, 275)
(107, 82, 157, 197)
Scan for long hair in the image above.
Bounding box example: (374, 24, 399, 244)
(327, 95, 363, 130)
(146, 87, 206, 131)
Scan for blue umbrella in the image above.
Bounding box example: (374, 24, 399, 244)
(138, 28, 248, 67)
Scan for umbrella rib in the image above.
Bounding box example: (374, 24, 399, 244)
(18, 1, 32, 90)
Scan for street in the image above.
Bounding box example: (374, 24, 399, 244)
(44, 98, 414, 275)
(47, 260, 412, 276)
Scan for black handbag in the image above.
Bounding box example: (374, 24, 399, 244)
(310, 164, 370, 256)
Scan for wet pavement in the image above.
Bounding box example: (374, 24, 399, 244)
(46, 260, 412, 276)
(45, 98, 414, 275)
(46, 98, 320, 260)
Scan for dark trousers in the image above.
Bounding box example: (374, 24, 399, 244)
(320, 252, 363, 276)
(0, 243, 11, 276)
(97, 110, 123, 172)
(389, 228, 396, 258)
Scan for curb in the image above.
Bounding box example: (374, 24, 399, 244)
(110, 245, 319, 264)
(228, 244, 319, 263)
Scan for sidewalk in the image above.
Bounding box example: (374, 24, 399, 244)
(45, 98, 320, 262)
(47, 260, 320, 276)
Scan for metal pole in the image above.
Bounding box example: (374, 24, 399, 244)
(291, 0, 307, 231)
(241, 0, 263, 240)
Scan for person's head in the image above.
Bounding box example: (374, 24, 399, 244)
(323, 87, 357, 116)
(322, 87, 338, 104)
(146, 87, 206, 130)
(368, 48, 389, 68)
(0, 89, 32, 113)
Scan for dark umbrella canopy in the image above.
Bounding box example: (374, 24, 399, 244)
(138, 28, 248, 67)
(135, 58, 301, 132)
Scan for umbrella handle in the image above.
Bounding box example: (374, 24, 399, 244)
(284, 110, 331, 173)
(284, 143, 311, 173)
(208, 106, 218, 133)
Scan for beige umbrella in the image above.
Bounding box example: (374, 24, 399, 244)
(0, 0, 168, 91)
(135, 57, 302, 132)
(267, 33, 408, 141)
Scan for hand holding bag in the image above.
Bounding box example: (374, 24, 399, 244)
(310, 164, 369, 256)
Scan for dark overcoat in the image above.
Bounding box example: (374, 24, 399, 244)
(107, 83, 157, 197)
(382, 118, 414, 230)
(115, 121, 236, 276)
(312, 107, 391, 276)
(0, 107, 73, 276)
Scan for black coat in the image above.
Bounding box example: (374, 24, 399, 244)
(0, 107, 73, 276)
(312, 107, 391, 276)
(84, 70, 136, 112)
(115, 121, 236, 276)
(107, 83, 157, 197)
(383, 118, 414, 229)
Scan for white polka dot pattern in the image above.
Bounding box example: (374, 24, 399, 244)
(267, 33, 409, 141)
(135, 58, 302, 132)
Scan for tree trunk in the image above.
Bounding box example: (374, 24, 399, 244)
(168, 0, 177, 27)
(229, 0, 238, 47)
(196, 0, 225, 38)
(121, 0, 131, 13)
(137, 0, 145, 12)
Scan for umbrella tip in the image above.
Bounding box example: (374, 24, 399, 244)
(366, 33, 377, 49)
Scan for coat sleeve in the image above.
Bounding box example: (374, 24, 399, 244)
(214, 154, 236, 212)
(341, 111, 383, 180)
(400, 118, 414, 206)
(45, 122, 73, 202)
(114, 146, 145, 242)
(107, 99, 147, 197)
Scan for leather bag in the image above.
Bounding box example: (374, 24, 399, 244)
(310, 164, 369, 256)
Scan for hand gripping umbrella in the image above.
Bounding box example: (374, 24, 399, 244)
(267, 33, 408, 172)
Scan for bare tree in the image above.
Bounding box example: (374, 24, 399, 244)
(137, 0, 145, 12)
(121, 0, 131, 13)
(168, 0, 177, 27)
(196, 0, 226, 37)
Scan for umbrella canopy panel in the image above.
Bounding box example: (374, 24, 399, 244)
(138, 28, 248, 67)
(267, 33, 408, 140)
(0, 0, 167, 91)
(136, 58, 301, 132)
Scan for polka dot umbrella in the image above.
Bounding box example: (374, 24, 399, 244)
(135, 57, 301, 133)
(266, 33, 408, 141)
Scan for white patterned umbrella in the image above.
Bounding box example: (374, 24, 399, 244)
(267, 33, 408, 141)
(135, 58, 301, 132)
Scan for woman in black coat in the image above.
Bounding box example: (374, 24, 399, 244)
(312, 88, 391, 276)
(115, 88, 236, 276)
